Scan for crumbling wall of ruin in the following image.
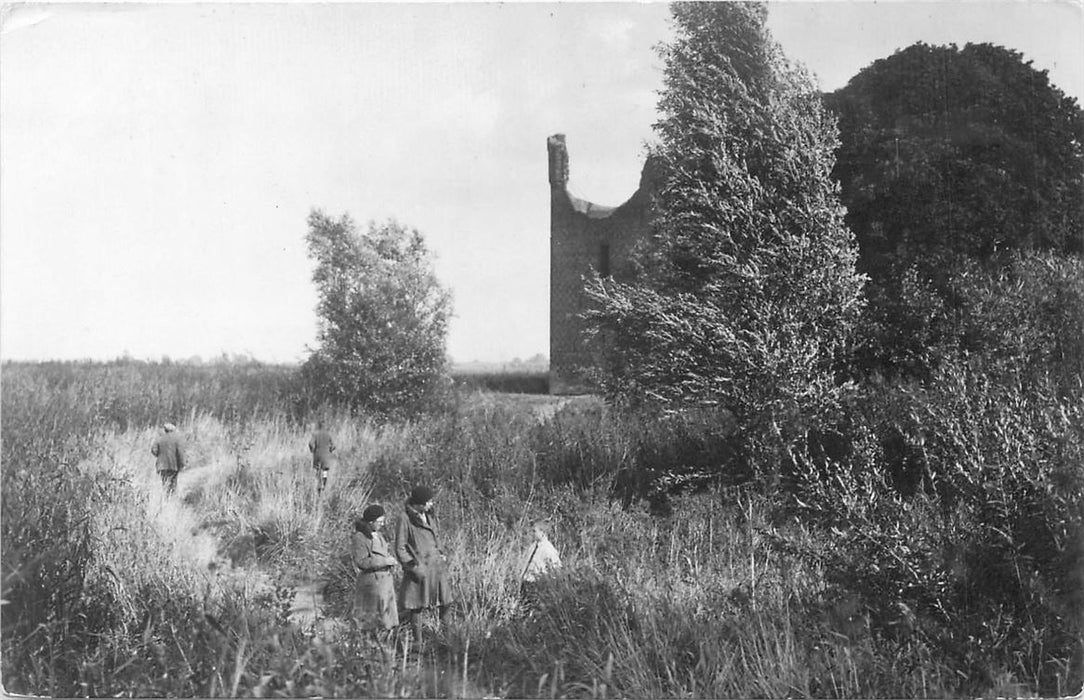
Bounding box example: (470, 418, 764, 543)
(548, 134, 657, 395)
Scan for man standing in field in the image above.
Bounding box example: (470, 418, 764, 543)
(151, 422, 185, 496)
(308, 420, 335, 494)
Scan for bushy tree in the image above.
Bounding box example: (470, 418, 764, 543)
(828, 43, 1084, 379)
(856, 253, 1084, 382)
(782, 249, 1084, 694)
(829, 42, 1084, 278)
(301, 210, 452, 416)
(584, 2, 865, 477)
(791, 357, 1084, 696)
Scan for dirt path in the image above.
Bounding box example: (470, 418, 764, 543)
(165, 463, 333, 630)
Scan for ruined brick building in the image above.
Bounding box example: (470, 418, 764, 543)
(548, 134, 659, 394)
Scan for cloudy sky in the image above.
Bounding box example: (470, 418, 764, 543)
(3, 1, 1082, 365)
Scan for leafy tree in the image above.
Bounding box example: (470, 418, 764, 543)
(583, 2, 865, 478)
(788, 251, 1084, 693)
(828, 42, 1084, 280)
(827, 42, 1084, 379)
(301, 210, 452, 416)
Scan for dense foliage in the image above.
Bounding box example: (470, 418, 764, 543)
(827, 42, 1084, 380)
(828, 42, 1084, 277)
(857, 252, 1084, 382)
(302, 211, 452, 417)
(803, 27, 1084, 697)
(791, 360, 1084, 696)
(584, 1, 865, 481)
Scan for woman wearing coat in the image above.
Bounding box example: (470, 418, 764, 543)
(395, 485, 454, 638)
(351, 504, 398, 631)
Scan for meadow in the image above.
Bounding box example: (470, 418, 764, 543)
(2, 359, 1081, 698)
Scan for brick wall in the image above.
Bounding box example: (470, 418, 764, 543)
(548, 134, 657, 395)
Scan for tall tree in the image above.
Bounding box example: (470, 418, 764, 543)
(827, 43, 1084, 377)
(828, 42, 1084, 280)
(584, 2, 865, 474)
(302, 210, 452, 416)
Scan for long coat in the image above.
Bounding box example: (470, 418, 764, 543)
(351, 523, 399, 630)
(395, 505, 454, 611)
(151, 433, 185, 474)
(308, 430, 335, 470)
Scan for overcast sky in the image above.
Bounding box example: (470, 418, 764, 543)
(3, 1, 1082, 365)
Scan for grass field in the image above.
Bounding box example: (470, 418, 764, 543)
(2, 359, 1080, 697)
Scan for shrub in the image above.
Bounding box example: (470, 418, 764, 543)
(301, 211, 453, 418)
(528, 401, 745, 512)
(857, 252, 1084, 383)
(791, 362, 1084, 696)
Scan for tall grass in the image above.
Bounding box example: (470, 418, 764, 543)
(1, 359, 302, 431)
(2, 359, 1079, 697)
(0, 360, 303, 696)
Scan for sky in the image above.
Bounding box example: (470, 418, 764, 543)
(2, 1, 1082, 365)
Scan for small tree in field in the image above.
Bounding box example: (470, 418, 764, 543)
(302, 210, 452, 416)
(584, 2, 865, 478)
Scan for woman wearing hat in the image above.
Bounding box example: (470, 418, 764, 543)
(394, 485, 454, 637)
(351, 504, 398, 631)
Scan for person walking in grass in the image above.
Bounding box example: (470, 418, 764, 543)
(518, 518, 562, 607)
(352, 504, 399, 632)
(308, 420, 335, 494)
(395, 485, 454, 639)
(151, 422, 185, 496)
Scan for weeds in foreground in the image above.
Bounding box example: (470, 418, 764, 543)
(3, 360, 1081, 697)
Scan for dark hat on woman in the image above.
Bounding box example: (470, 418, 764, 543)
(408, 485, 435, 505)
(361, 504, 386, 522)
